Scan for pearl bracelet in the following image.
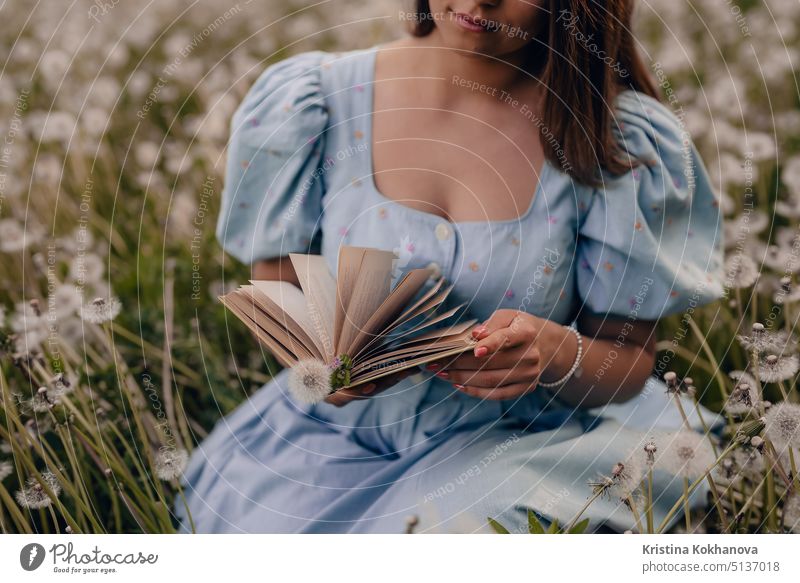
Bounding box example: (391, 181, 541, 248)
(538, 323, 583, 388)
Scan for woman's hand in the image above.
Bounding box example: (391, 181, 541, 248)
(323, 368, 415, 407)
(424, 309, 577, 400)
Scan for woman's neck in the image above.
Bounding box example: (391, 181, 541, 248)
(418, 29, 540, 99)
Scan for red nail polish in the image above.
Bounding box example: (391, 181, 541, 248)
(426, 363, 440, 370)
(472, 325, 487, 337)
(454, 384, 465, 389)
(474, 346, 488, 358)
(435, 371, 449, 378)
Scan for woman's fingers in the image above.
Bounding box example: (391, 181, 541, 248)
(473, 314, 538, 357)
(470, 309, 518, 340)
(438, 366, 537, 388)
(323, 367, 415, 407)
(452, 382, 536, 401)
(427, 344, 532, 372)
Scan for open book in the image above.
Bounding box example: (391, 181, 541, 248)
(219, 246, 479, 403)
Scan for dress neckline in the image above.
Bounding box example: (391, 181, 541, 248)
(361, 43, 549, 227)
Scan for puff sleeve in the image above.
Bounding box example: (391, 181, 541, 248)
(216, 51, 329, 264)
(575, 90, 725, 319)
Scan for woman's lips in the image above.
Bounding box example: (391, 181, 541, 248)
(452, 12, 492, 33)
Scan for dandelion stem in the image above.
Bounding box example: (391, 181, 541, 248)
(626, 495, 644, 534)
(646, 468, 654, 534)
(686, 316, 730, 402)
(565, 489, 605, 533)
(672, 393, 691, 430)
(176, 481, 196, 534)
(683, 477, 692, 532)
(705, 473, 730, 532)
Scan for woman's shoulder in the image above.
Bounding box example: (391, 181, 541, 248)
(611, 88, 689, 163)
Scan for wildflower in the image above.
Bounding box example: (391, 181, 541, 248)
(69, 253, 104, 284)
(25, 386, 56, 413)
(608, 457, 644, 500)
(587, 474, 615, 499)
(782, 156, 800, 192)
(288, 358, 334, 404)
(154, 447, 189, 481)
(663, 371, 680, 394)
(661, 430, 716, 480)
(758, 354, 799, 383)
(784, 494, 800, 533)
(9, 301, 49, 353)
(643, 440, 658, 467)
(0, 460, 13, 481)
(134, 140, 161, 168)
(724, 380, 760, 416)
(774, 277, 800, 305)
(15, 471, 61, 509)
(776, 195, 800, 220)
(80, 296, 121, 324)
(746, 131, 776, 161)
(723, 253, 759, 289)
(51, 372, 75, 398)
(0, 219, 43, 253)
(763, 245, 796, 273)
(38, 110, 77, 143)
(51, 284, 83, 319)
(736, 322, 788, 354)
(763, 402, 800, 452)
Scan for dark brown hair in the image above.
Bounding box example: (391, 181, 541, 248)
(408, 0, 660, 186)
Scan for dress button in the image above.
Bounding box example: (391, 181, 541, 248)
(435, 222, 451, 241)
(426, 261, 442, 279)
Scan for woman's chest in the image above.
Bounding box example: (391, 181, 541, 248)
(318, 171, 580, 324)
(371, 108, 546, 223)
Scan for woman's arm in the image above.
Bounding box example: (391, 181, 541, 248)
(251, 257, 301, 287)
(540, 312, 657, 408)
(426, 310, 657, 409)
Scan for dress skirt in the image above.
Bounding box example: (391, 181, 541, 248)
(175, 369, 723, 534)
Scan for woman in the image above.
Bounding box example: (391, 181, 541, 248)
(177, 0, 725, 533)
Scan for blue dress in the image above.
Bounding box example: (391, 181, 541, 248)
(176, 45, 726, 533)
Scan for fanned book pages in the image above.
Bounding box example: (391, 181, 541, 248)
(218, 246, 479, 403)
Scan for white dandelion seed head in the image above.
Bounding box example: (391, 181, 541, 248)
(758, 354, 799, 384)
(15, 471, 61, 509)
(661, 431, 716, 480)
(288, 359, 333, 404)
(776, 196, 800, 220)
(154, 447, 188, 481)
(763, 402, 800, 452)
(784, 494, 800, 533)
(609, 456, 644, 500)
(69, 252, 105, 285)
(0, 460, 13, 481)
(724, 253, 759, 289)
(719, 448, 765, 483)
(80, 296, 121, 324)
(51, 372, 75, 398)
(51, 284, 84, 320)
(643, 439, 659, 466)
(736, 323, 790, 354)
(26, 387, 57, 413)
(724, 378, 761, 416)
